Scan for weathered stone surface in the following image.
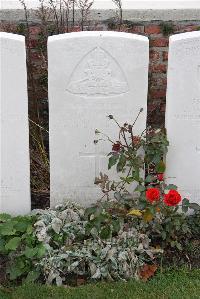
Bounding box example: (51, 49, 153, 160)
(0, 32, 31, 215)
(166, 31, 200, 205)
(48, 31, 149, 207)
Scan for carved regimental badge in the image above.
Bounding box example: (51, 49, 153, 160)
(67, 47, 129, 97)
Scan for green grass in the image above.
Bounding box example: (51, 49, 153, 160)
(1, 268, 200, 299)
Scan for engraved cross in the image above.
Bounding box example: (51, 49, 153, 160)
(79, 150, 107, 181)
(196, 145, 200, 154)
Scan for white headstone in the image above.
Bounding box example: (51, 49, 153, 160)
(48, 31, 149, 207)
(166, 31, 200, 205)
(0, 32, 31, 215)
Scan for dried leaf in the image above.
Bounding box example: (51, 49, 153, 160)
(142, 210, 154, 222)
(127, 209, 142, 217)
(139, 264, 158, 281)
(77, 277, 86, 286)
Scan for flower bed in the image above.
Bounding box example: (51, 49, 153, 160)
(0, 112, 199, 286)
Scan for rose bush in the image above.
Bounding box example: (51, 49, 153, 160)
(95, 111, 200, 251)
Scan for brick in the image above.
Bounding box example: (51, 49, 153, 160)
(150, 89, 166, 99)
(30, 51, 41, 60)
(29, 26, 41, 35)
(129, 25, 144, 34)
(69, 26, 81, 32)
(150, 64, 167, 73)
(184, 25, 200, 32)
(176, 24, 199, 32)
(150, 77, 167, 88)
(161, 103, 166, 112)
(119, 25, 129, 32)
(162, 51, 168, 61)
(150, 38, 169, 47)
(145, 25, 161, 34)
(28, 39, 38, 48)
(150, 50, 160, 61)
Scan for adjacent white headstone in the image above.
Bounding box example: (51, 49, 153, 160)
(48, 31, 149, 207)
(166, 31, 200, 205)
(0, 32, 31, 215)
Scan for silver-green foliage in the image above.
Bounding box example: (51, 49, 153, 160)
(33, 201, 158, 285)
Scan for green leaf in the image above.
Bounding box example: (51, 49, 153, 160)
(135, 185, 146, 192)
(112, 219, 121, 233)
(8, 260, 25, 280)
(116, 154, 126, 172)
(24, 247, 38, 258)
(132, 168, 140, 182)
(84, 207, 97, 219)
(155, 161, 166, 173)
(120, 176, 134, 184)
(0, 213, 11, 222)
(182, 198, 190, 213)
(152, 154, 161, 165)
(175, 242, 182, 251)
(161, 231, 167, 240)
(170, 241, 175, 248)
(189, 203, 200, 211)
(0, 222, 16, 236)
(15, 220, 29, 233)
(165, 184, 177, 190)
(0, 238, 6, 253)
(37, 245, 46, 258)
(5, 237, 21, 251)
(25, 270, 40, 283)
(145, 175, 155, 183)
(138, 199, 147, 210)
(100, 226, 111, 239)
(108, 154, 119, 170)
(26, 225, 33, 234)
(182, 198, 190, 206)
(114, 192, 122, 201)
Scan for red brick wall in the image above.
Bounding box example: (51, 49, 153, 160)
(1, 20, 200, 128)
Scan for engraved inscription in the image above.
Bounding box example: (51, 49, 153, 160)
(198, 65, 200, 93)
(174, 99, 200, 123)
(174, 40, 200, 61)
(67, 47, 129, 97)
(181, 189, 200, 203)
(196, 146, 200, 153)
(174, 114, 200, 121)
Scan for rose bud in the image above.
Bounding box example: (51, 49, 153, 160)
(157, 173, 164, 181)
(112, 143, 121, 152)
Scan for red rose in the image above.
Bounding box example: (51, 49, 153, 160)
(164, 190, 181, 206)
(157, 173, 164, 181)
(112, 143, 121, 152)
(146, 188, 160, 203)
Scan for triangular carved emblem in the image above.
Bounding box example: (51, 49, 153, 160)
(67, 47, 129, 97)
